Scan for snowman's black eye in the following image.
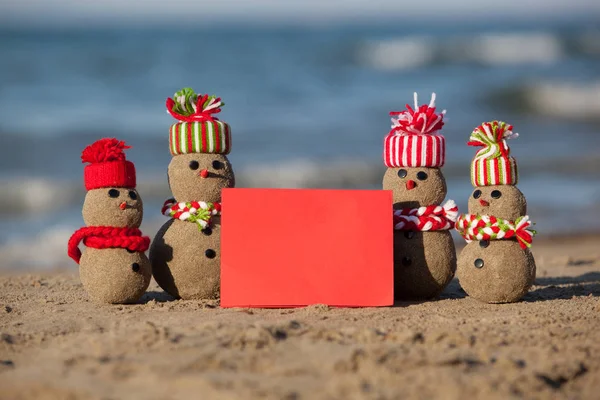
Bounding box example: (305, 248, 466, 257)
(212, 160, 223, 170)
(131, 263, 140, 272)
(473, 190, 482, 199)
(108, 189, 120, 198)
(128, 191, 137, 200)
(397, 169, 408, 178)
(491, 190, 502, 199)
(189, 160, 200, 170)
(416, 171, 428, 181)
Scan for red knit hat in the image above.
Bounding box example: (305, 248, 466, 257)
(81, 138, 136, 191)
(383, 93, 446, 168)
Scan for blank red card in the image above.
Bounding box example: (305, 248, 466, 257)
(220, 188, 393, 308)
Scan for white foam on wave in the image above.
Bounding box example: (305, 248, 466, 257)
(356, 37, 436, 70)
(0, 216, 168, 270)
(0, 177, 79, 217)
(469, 33, 562, 65)
(524, 81, 600, 120)
(358, 32, 565, 70)
(0, 176, 172, 218)
(0, 226, 73, 269)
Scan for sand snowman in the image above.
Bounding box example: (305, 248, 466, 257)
(68, 138, 152, 304)
(150, 88, 235, 300)
(455, 121, 537, 303)
(382, 93, 458, 299)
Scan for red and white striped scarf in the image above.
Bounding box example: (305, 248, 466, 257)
(393, 200, 458, 231)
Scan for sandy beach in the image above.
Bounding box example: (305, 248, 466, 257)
(1, 234, 599, 400)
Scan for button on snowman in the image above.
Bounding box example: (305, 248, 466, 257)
(455, 121, 537, 303)
(150, 88, 235, 300)
(68, 138, 152, 304)
(382, 93, 458, 300)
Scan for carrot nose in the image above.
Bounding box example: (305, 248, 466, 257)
(479, 199, 489, 207)
(199, 169, 209, 179)
(406, 180, 416, 190)
(119, 202, 127, 210)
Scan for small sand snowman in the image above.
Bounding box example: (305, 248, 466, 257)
(455, 121, 537, 303)
(382, 93, 458, 300)
(68, 138, 152, 304)
(150, 88, 235, 300)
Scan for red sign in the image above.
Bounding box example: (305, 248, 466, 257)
(221, 188, 393, 307)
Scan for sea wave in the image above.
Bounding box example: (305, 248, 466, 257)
(0, 161, 384, 217)
(356, 36, 436, 71)
(488, 81, 600, 122)
(2, 198, 600, 271)
(0, 226, 73, 269)
(1, 157, 600, 270)
(356, 31, 597, 71)
(2, 156, 600, 218)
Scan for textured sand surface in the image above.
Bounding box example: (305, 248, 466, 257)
(1, 235, 599, 400)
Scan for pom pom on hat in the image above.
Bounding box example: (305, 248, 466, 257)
(166, 88, 231, 156)
(389, 92, 445, 136)
(468, 121, 519, 187)
(383, 92, 447, 168)
(82, 138, 136, 190)
(81, 138, 129, 164)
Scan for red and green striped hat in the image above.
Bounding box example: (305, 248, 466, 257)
(166, 88, 231, 156)
(468, 121, 518, 187)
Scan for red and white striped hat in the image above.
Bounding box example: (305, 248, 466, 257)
(383, 93, 446, 168)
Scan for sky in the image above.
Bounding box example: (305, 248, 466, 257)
(1, 0, 600, 27)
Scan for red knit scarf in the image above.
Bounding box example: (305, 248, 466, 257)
(67, 226, 150, 264)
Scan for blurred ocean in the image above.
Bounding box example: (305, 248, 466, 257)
(1, 19, 599, 269)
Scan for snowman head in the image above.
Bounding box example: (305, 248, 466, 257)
(80, 138, 143, 227)
(83, 187, 143, 228)
(383, 93, 448, 208)
(168, 153, 234, 203)
(165, 88, 234, 202)
(383, 166, 447, 209)
(468, 185, 526, 221)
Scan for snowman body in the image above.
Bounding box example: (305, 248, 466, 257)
(150, 148, 234, 300)
(457, 185, 536, 303)
(79, 187, 152, 303)
(384, 166, 456, 299)
(457, 240, 535, 303)
(80, 247, 151, 304)
(152, 218, 222, 299)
